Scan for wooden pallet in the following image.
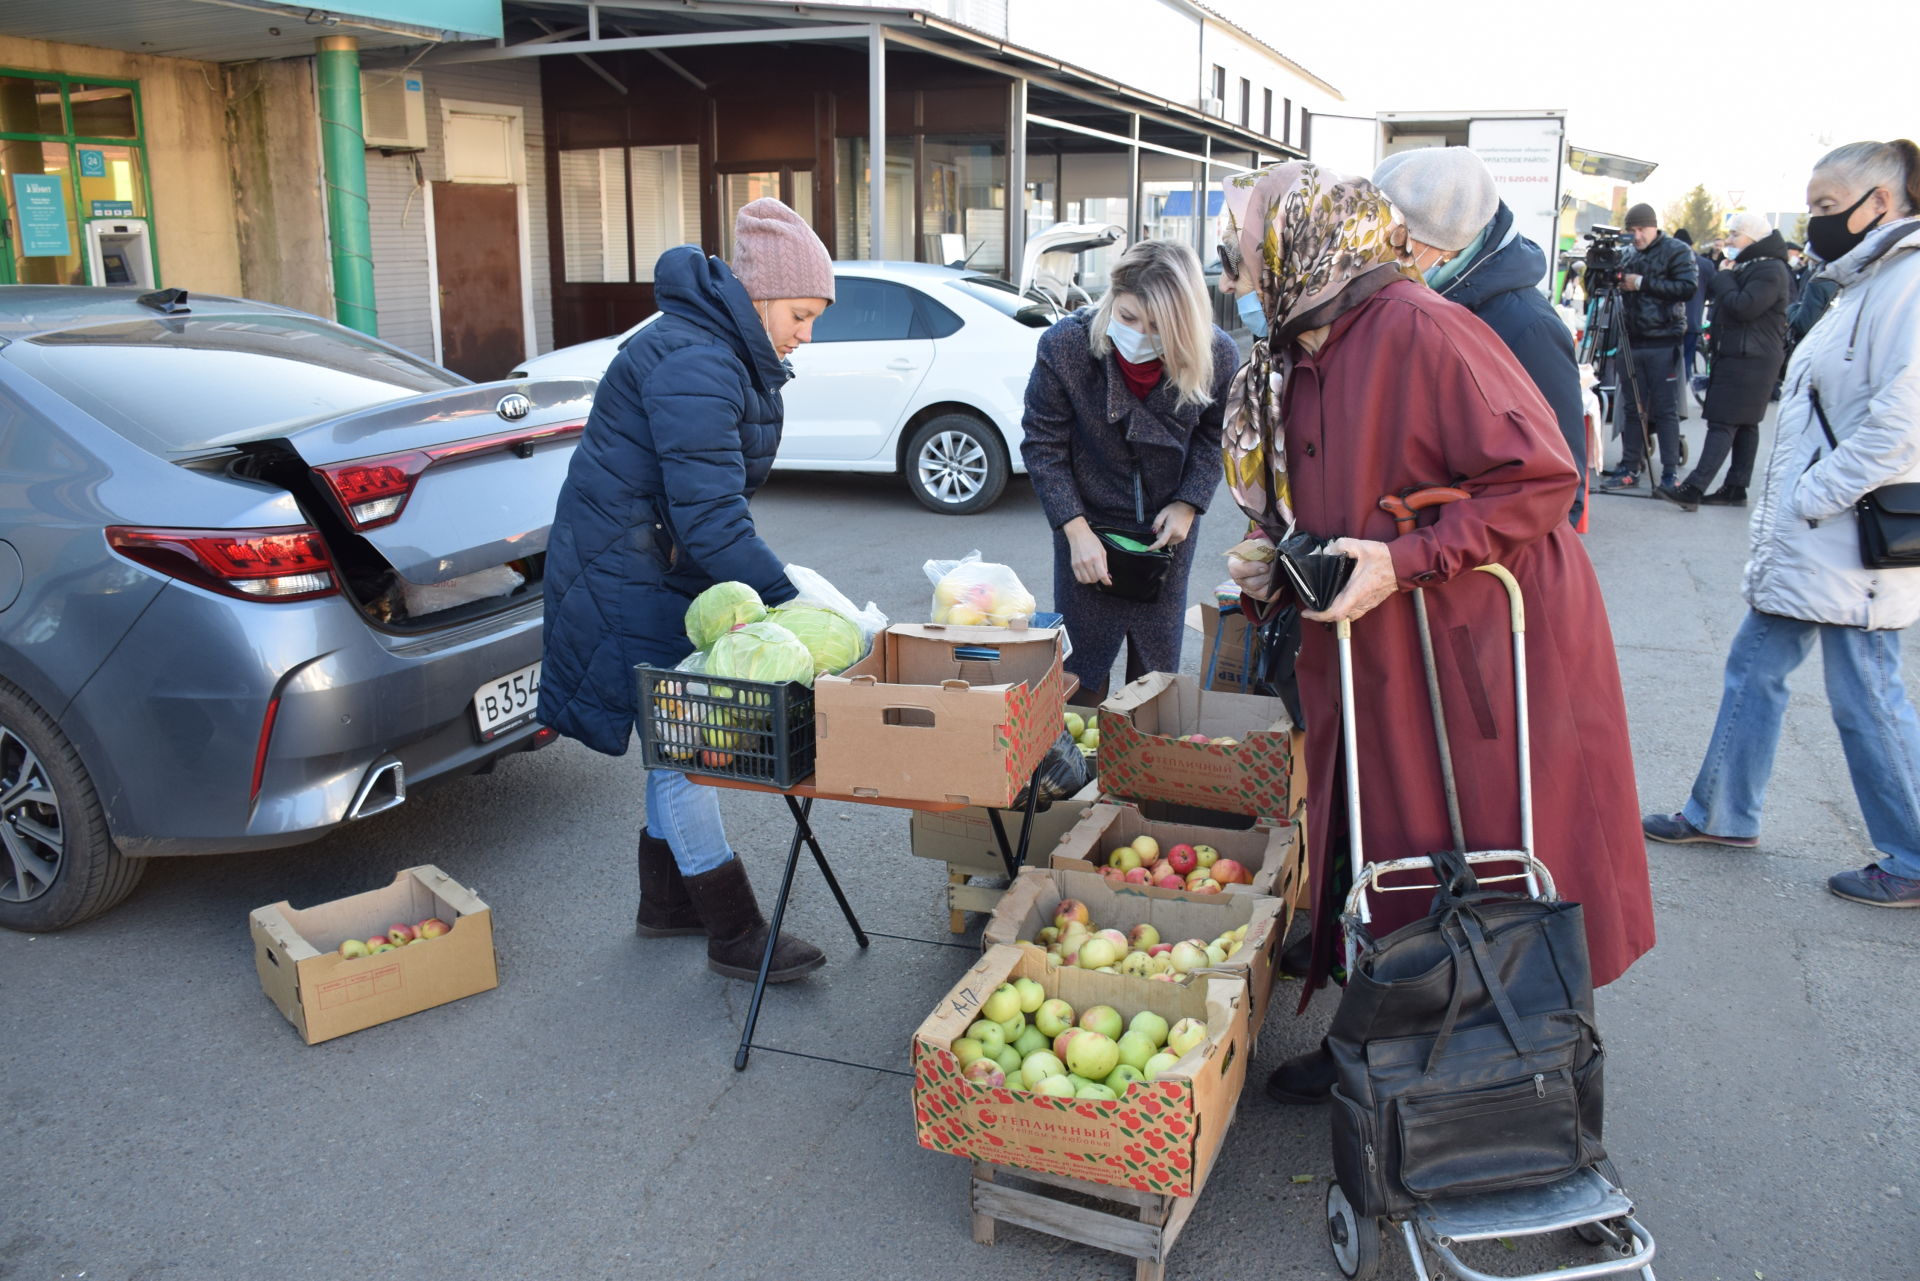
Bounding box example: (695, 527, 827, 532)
(946, 867, 1012, 934)
(967, 1152, 1217, 1281)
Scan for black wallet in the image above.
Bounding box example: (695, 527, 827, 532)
(1275, 531, 1355, 613)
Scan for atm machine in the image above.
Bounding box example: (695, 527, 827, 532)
(84, 220, 156, 288)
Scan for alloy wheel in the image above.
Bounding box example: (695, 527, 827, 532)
(916, 430, 990, 505)
(0, 727, 63, 903)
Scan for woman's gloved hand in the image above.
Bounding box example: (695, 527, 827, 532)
(1062, 517, 1112, 586)
(1301, 538, 1396, 623)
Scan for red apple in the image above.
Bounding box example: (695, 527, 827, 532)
(1053, 899, 1091, 929)
(415, 917, 450, 939)
(1210, 859, 1248, 886)
(1153, 873, 1185, 891)
(365, 937, 390, 952)
(1099, 866, 1126, 883)
(1166, 845, 1198, 876)
(1122, 868, 1152, 885)
(1147, 943, 1174, 957)
(387, 923, 416, 946)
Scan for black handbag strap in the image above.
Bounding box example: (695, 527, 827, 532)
(1810, 385, 1839, 451)
(1422, 904, 1537, 1074)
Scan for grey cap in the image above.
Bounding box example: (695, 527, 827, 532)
(1371, 147, 1500, 252)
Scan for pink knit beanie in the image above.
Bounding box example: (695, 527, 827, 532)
(730, 198, 835, 302)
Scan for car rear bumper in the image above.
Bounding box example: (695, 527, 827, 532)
(64, 581, 551, 855)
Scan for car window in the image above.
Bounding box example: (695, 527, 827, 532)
(915, 290, 963, 339)
(947, 276, 1059, 329)
(1, 315, 459, 456)
(810, 278, 919, 343)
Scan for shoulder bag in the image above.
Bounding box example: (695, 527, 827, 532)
(1810, 387, 1920, 569)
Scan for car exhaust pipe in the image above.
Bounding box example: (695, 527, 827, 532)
(347, 757, 406, 820)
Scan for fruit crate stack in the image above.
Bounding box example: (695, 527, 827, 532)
(635, 665, 816, 789)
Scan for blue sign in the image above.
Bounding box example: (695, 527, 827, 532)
(90, 200, 135, 218)
(11, 174, 72, 258)
(78, 148, 107, 178)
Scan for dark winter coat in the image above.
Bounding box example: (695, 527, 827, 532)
(1434, 202, 1588, 524)
(1268, 278, 1653, 995)
(1686, 252, 1715, 333)
(538, 247, 798, 755)
(1789, 274, 1840, 345)
(1704, 230, 1792, 424)
(1620, 230, 1698, 343)
(1020, 308, 1238, 533)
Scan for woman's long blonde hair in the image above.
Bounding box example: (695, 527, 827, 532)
(1087, 239, 1216, 409)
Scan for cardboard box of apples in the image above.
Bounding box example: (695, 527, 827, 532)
(1096, 672, 1296, 820)
(250, 865, 498, 1045)
(982, 867, 1288, 1035)
(1048, 800, 1301, 901)
(913, 943, 1250, 1198)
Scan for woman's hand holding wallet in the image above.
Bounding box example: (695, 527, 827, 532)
(1062, 516, 1112, 586)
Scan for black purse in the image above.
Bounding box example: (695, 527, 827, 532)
(1810, 386, 1920, 568)
(1089, 443, 1173, 603)
(1327, 850, 1606, 1220)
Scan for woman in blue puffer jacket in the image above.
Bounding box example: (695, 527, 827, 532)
(540, 199, 833, 982)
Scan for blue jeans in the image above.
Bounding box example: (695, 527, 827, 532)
(644, 769, 735, 875)
(1684, 609, 1920, 878)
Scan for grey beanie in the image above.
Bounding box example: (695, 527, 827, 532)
(1371, 147, 1499, 252)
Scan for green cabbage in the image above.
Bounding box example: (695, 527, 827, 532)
(707, 620, 815, 688)
(685, 581, 765, 651)
(767, 604, 865, 676)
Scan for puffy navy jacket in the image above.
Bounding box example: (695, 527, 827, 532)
(538, 246, 798, 755)
(1436, 203, 1588, 524)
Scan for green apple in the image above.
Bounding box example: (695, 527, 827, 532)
(1143, 1051, 1180, 1078)
(980, 982, 1023, 1024)
(1034, 1075, 1077, 1097)
(1115, 1029, 1158, 1071)
(1020, 1051, 1067, 1090)
(1127, 923, 1161, 951)
(1064, 711, 1086, 739)
(1170, 941, 1209, 973)
(1107, 845, 1142, 872)
(1192, 843, 1219, 869)
(1012, 976, 1047, 1013)
(1105, 1064, 1146, 1093)
(1064, 1030, 1120, 1080)
(1079, 1004, 1124, 1040)
(1131, 835, 1160, 860)
(338, 938, 371, 959)
(1012, 1025, 1050, 1059)
(1035, 998, 1076, 1039)
(1079, 727, 1100, 750)
(1129, 1010, 1170, 1048)
(1075, 1083, 1119, 1101)
(1167, 1018, 1208, 1058)
(1076, 936, 1120, 970)
(997, 1011, 1026, 1042)
(953, 1036, 987, 1067)
(1205, 942, 1229, 966)
(1067, 1073, 1096, 1091)
(968, 1019, 1007, 1057)
(993, 1045, 1023, 1076)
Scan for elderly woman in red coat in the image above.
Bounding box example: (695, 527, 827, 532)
(1216, 163, 1655, 1104)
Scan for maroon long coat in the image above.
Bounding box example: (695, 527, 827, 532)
(1275, 278, 1653, 994)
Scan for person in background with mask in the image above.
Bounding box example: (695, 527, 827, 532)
(1659, 211, 1793, 509)
(1597, 203, 1699, 492)
(1643, 139, 1920, 907)
(1021, 239, 1238, 701)
(1373, 147, 1588, 524)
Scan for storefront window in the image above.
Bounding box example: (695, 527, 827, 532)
(921, 136, 1006, 275)
(835, 137, 914, 262)
(68, 84, 136, 139)
(0, 70, 150, 287)
(558, 144, 700, 284)
(0, 76, 62, 135)
(0, 140, 84, 285)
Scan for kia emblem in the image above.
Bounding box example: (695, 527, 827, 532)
(496, 393, 532, 421)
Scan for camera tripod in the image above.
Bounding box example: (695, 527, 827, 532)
(1581, 285, 1676, 501)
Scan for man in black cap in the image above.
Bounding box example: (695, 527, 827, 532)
(1598, 203, 1699, 491)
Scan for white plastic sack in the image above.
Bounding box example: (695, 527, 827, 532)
(923, 550, 1037, 626)
(783, 564, 888, 642)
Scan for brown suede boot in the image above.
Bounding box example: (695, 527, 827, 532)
(682, 857, 825, 982)
(635, 831, 703, 937)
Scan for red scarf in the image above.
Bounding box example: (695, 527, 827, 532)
(1115, 353, 1163, 400)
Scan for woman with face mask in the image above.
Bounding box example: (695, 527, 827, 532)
(540, 198, 832, 983)
(1020, 239, 1239, 701)
(1644, 139, 1920, 908)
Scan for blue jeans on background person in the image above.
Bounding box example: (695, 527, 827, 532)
(1684, 609, 1920, 879)
(644, 768, 735, 875)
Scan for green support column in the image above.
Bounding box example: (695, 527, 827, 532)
(316, 35, 377, 335)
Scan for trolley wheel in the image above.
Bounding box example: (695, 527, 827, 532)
(1325, 1182, 1382, 1281)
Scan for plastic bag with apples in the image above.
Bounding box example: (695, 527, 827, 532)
(924, 550, 1038, 627)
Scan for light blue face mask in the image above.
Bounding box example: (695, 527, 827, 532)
(1236, 289, 1269, 339)
(1107, 318, 1163, 363)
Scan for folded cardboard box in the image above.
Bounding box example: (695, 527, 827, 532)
(1050, 800, 1301, 901)
(909, 780, 1098, 876)
(1097, 673, 1296, 820)
(814, 623, 1064, 807)
(912, 944, 1250, 1198)
(981, 866, 1288, 1035)
(251, 865, 498, 1045)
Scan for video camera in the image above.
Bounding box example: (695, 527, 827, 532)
(1579, 225, 1631, 295)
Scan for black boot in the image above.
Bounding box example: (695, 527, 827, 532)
(683, 857, 826, 982)
(1265, 1039, 1336, 1105)
(636, 830, 703, 937)
(1701, 485, 1748, 507)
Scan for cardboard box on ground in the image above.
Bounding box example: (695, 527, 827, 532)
(1187, 601, 1257, 695)
(814, 623, 1065, 807)
(909, 780, 1099, 876)
(250, 865, 498, 1045)
(913, 944, 1250, 1198)
(982, 866, 1291, 1034)
(1097, 673, 1299, 820)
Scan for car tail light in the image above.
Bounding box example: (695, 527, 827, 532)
(250, 693, 282, 805)
(312, 421, 586, 530)
(106, 525, 339, 602)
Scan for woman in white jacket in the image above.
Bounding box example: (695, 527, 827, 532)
(1644, 138, 1920, 906)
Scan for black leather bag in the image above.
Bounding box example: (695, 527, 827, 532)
(1091, 525, 1172, 602)
(1811, 387, 1920, 569)
(1327, 853, 1606, 1220)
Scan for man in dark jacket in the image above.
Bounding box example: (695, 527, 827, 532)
(1659, 214, 1793, 509)
(1598, 202, 1699, 491)
(1375, 148, 1589, 524)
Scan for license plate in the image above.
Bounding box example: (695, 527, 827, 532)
(473, 661, 541, 741)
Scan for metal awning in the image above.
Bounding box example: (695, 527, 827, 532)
(1567, 146, 1659, 184)
(0, 0, 498, 62)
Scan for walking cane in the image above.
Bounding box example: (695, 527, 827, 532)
(1377, 487, 1470, 854)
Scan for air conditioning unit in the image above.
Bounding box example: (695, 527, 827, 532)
(1199, 96, 1225, 117)
(361, 71, 427, 150)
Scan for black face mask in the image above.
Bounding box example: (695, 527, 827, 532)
(1807, 188, 1885, 263)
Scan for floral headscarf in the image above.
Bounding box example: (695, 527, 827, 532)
(1219, 163, 1417, 531)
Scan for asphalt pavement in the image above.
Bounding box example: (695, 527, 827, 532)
(3, 406, 1915, 1281)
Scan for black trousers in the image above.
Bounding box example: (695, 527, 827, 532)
(1685, 420, 1760, 492)
(1615, 343, 1683, 477)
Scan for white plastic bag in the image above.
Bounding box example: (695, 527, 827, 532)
(923, 550, 1038, 626)
(783, 564, 888, 642)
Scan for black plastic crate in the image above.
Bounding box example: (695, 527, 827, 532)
(635, 665, 816, 789)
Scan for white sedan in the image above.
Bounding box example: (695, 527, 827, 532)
(514, 261, 1064, 514)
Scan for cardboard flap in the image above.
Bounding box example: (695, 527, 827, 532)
(914, 946, 1015, 1044)
(413, 865, 485, 918)
(250, 904, 320, 961)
